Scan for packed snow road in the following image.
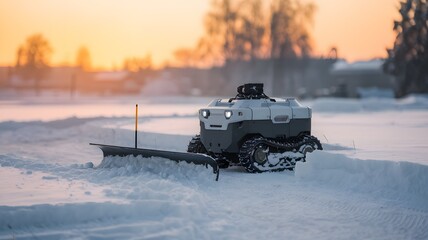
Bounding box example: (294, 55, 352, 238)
(0, 95, 427, 239)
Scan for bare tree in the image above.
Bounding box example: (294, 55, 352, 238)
(270, 0, 315, 58)
(76, 46, 92, 71)
(173, 48, 198, 67)
(15, 33, 53, 92)
(201, 0, 240, 63)
(232, 0, 266, 61)
(270, 0, 315, 95)
(123, 55, 152, 72)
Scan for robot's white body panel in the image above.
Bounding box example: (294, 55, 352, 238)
(200, 98, 311, 131)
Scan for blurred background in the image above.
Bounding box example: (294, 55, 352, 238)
(0, 0, 427, 99)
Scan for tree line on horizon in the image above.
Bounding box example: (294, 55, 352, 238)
(174, 0, 315, 67)
(13, 33, 153, 92)
(11, 0, 428, 97)
(14, 34, 153, 73)
(13, 33, 152, 93)
(173, 0, 317, 95)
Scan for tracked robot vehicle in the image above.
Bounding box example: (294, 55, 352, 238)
(91, 83, 321, 180)
(188, 83, 322, 173)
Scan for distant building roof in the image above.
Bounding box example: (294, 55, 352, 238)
(94, 71, 129, 82)
(331, 59, 384, 75)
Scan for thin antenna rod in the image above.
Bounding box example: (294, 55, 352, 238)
(135, 104, 138, 149)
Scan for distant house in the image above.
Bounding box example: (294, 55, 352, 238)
(1, 66, 144, 95)
(330, 59, 394, 98)
(0, 66, 12, 87)
(141, 68, 207, 96)
(44, 66, 80, 89)
(5, 66, 80, 90)
(81, 71, 140, 95)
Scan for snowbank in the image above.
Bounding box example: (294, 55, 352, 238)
(0, 156, 219, 238)
(98, 155, 217, 183)
(297, 151, 428, 206)
(0, 201, 207, 234)
(308, 94, 428, 113)
(0, 156, 218, 236)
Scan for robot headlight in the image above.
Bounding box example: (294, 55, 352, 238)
(224, 110, 233, 119)
(201, 109, 210, 118)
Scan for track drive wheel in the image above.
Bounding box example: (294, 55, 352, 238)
(188, 135, 230, 169)
(239, 137, 268, 173)
(187, 135, 207, 154)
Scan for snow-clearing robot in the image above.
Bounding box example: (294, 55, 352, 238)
(187, 83, 322, 173)
(91, 83, 321, 180)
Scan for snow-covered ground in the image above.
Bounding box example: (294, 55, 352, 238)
(1, 93, 428, 239)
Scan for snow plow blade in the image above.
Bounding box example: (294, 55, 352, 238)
(90, 143, 220, 181)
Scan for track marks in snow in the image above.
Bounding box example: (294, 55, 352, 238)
(209, 172, 428, 240)
(2, 154, 428, 239)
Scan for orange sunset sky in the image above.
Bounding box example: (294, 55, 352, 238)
(0, 0, 399, 69)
